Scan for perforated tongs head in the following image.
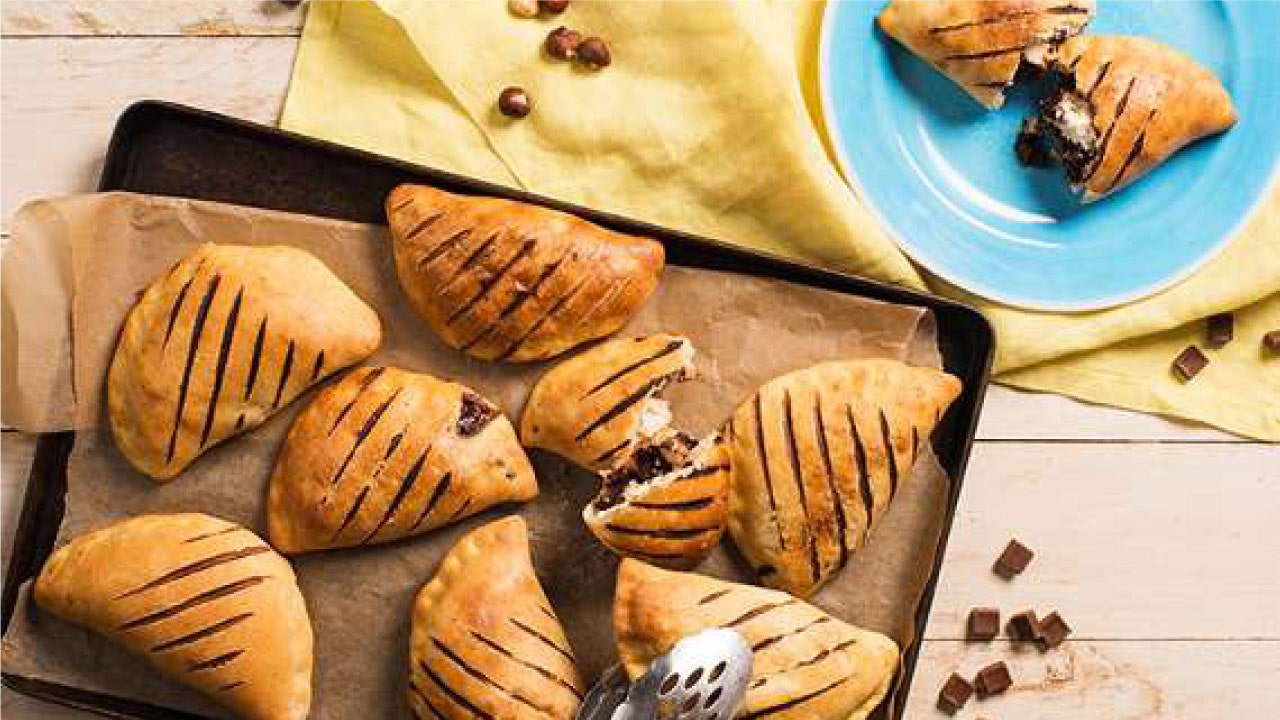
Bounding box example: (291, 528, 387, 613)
(576, 628, 753, 720)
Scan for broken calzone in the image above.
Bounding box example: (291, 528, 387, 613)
(408, 516, 584, 720)
(877, 0, 1095, 109)
(34, 513, 314, 720)
(267, 366, 538, 554)
(613, 560, 900, 720)
(726, 359, 962, 598)
(108, 243, 382, 481)
(1015, 35, 1237, 201)
(386, 185, 664, 363)
(521, 334, 730, 568)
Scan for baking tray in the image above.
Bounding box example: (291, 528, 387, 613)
(2, 100, 995, 720)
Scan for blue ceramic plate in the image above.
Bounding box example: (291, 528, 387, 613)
(820, 0, 1280, 310)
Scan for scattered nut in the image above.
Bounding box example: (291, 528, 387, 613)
(539, 0, 570, 14)
(497, 87, 532, 118)
(508, 0, 539, 18)
(545, 26, 582, 60)
(576, 37, 612, 69)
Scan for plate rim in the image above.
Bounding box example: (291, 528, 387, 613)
(817, 0, 1280, 313)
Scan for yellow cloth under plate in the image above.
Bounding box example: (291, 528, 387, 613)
(281, 0, 1280, 440)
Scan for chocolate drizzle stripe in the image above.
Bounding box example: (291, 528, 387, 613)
(497, 275, 592, 360)
(150, 612, 253, 653)
(630, 496, 716, 511)
(447, 239, 537, 326)
(739, 676, 849, 719)
(118, 576, 268, 630)
(510, 618, 576, 664)
(462, 248, 573, 351)
(187, 649, 244, 672)
(815, 395, 849, 573)
(432, 639, 558, 716)
(409, 682, 447, 720)
(332, 486, 371, 541)
(309, 349, 326, 381)
(243, 316, 267, 402)
(363, 446, 431, 543)
(594, 438, 633, 464)
(438, 232, 501, 297)
(1084, 76, 1137, 183)
(384, 431, 406, 461)
(411, 472, 453, 530)
(270, 339, 295, 409)
(388, 194, 415, 214)
(943, 43, 1033, 61)
(699, 589, 733, 605)
(1105, 109, 1157, 193)
(445, 496, 473, 523)
(330, 388, 402, 487)
(750, 616, 832, 653)
(162, 276, 196, 350)
(469, 631, 583, 699)
(199, 287, 244, 448)
(182, 526, 241, 544)
(417, 228, 471, 271)
(929, 5, 1088, 33)
(879, 409, 899, 498)
(419, 661, 499, 720)
(582, 339, 687, 399)
(603, 524, 719, 539)
(848, 405, 875, 531)
(679, 464, 731, 481)
(116, 546, 270, 599)
(754, 394, 786, 551)
(783, 390, 820, 584)
(403, 211, 445, 240)
(1087, 61, 1113, 100)
(329, 367, 387, 436)
(574, 376, 666, 442)
(723, 600, 798, 629)
(166, 274, 221, 464)
(748, 639, 859, 690)
(218, 681, 245, 693)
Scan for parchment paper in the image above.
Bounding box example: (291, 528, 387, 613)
(2, 192, 952, 720)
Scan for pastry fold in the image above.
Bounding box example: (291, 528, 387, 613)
(387, 185, 664, 363)
(878, 0, 1095, 109)
(34, 514, 313, 720)
(409, 516, 584, 720)
(726, 360, 962, 597)
(613, 560, 899, 720)
(267, 366, 537, 554)
(108, 243, 382, 480)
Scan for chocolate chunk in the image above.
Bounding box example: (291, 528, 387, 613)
(974, 661, 1013, 698)
(966, 607, 1000, 641)
(937, 672, 973, 714)
(1172, 345, 1209, 382)
(1206, 313, 1234, 348)
(993, 538, 1034, 579)
(1038, 611, 1073, 650)
(1263, 330, 1280, 353)
(457, 392, 497, 437)
(1007, 610, 1042, 642)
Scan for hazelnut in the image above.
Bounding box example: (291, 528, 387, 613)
(545, 26, 582, 60)
(508, 0, 539, 18)
(539, 0, 570, 14)
(497, 87, 532, 118)
(576, 37, 611, 69)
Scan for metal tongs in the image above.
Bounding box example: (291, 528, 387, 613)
(576, 628, 753, 720)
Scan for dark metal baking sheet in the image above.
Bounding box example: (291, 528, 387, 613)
(2, 100, 995, 720)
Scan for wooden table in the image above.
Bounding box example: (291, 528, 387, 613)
(2, 4, 1276, 718)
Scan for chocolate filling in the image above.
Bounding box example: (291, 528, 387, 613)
(456, 391, 497, 437)
(1015, 73, 1100, 183)
(594, 432, 697, 511)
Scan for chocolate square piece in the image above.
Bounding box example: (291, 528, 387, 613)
(994, 538, 1034, 579)
(1264, 330, 1280, 353)
(1007, 610, 1042, 641)
(1206, 313, 1234, 348)
(1172, 345, 1209, 382)
(1039, 611, 1073, 649)
(937, 672, 974, 714)
(975, 661, 1013, 698)
(967, 607, 1000, 641)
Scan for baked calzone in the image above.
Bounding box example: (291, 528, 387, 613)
(386, 185, 664, 363)
(34, 513, 313, 720)
(409, 516, 584, 720)
(613, 560, 899, 720)
(267, 366, 538, 554)
(726, 359, 962, 597)
(522, 334, 729, 568)
(877, 0, 1095, 109)
(1015, 35, 1237, 201)
(108, 243, 382, 481)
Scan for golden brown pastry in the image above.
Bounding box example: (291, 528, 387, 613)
(34, 514, 313, 720)
(613, 560, 899, 720)
(386, 185, 664, 363)
(521, 334, 728, 568)
(726, 360, 962, 597)
(108, 243, 382, 481)
(267, 367, 537, 553)
(408, 516, 584, 720)
(1015, 35, 1237, 201)
(877, 0, 1095, 109)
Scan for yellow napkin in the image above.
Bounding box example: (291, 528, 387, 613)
(281, 0, 1280, 440)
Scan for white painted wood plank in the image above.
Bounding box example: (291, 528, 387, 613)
(2, 0, 303, 37)
(908, 639, 1280, 719)
(924, 442, 1280, 641)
